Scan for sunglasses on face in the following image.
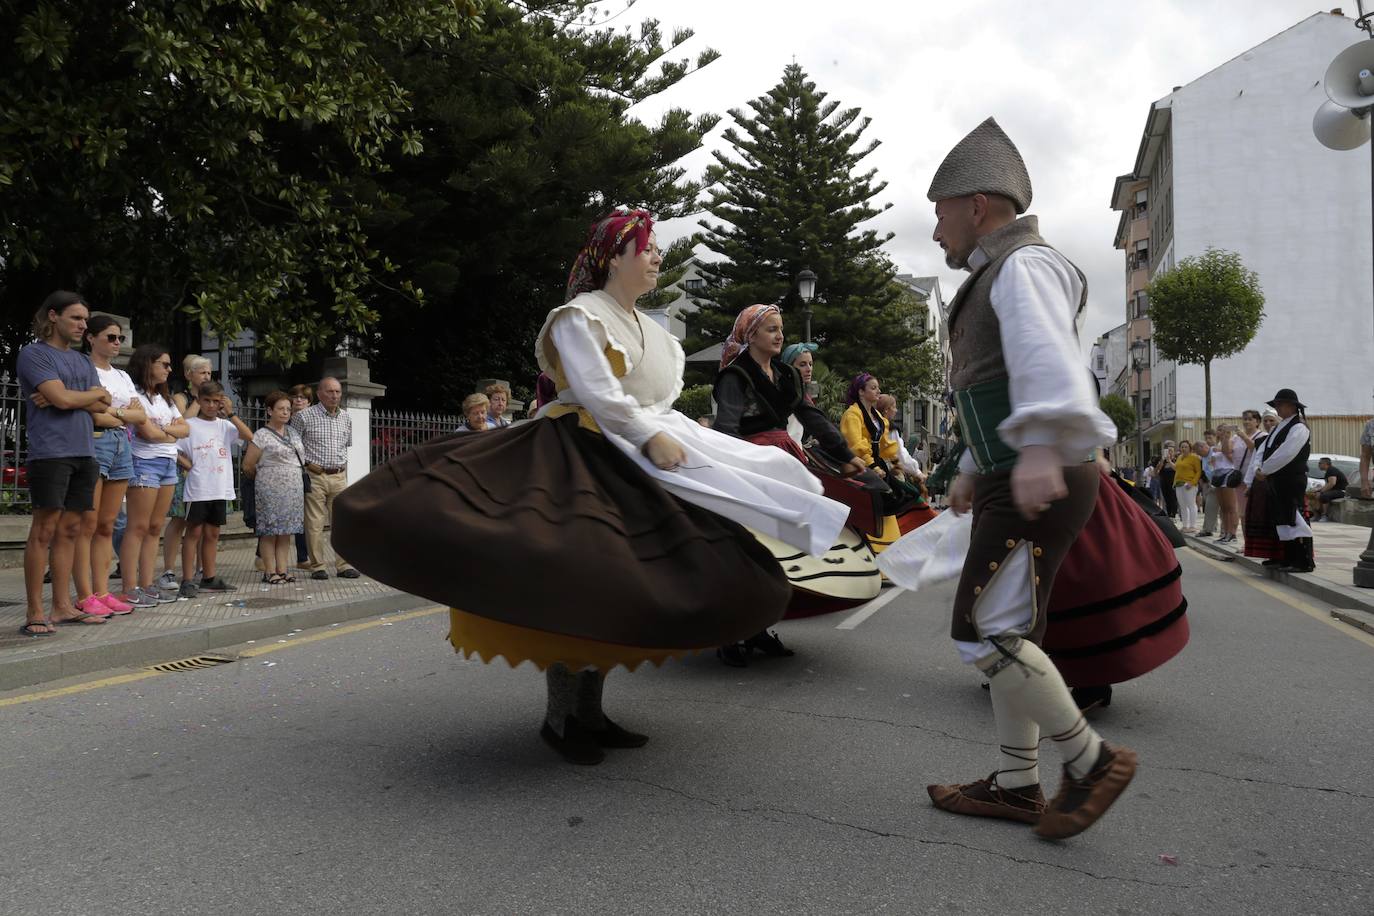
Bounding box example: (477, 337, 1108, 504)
(103, 333, 127, 343)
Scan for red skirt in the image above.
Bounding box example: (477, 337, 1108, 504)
(1043, 473, 1190, 687)
(1242, 480, 1284, 559)
(745, 429, 809, 462)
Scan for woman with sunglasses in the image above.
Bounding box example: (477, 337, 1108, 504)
(72, 316, 146, 613)
(120, 345, 189, 607)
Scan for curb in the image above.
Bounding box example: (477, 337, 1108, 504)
(0, 590, 434, 693)
(1184, 535, 1374, 617)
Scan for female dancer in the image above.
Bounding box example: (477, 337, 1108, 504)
(335, 209, 847, 765)
(840, 373, 937, 550)
(1243, 409, 1284, 564)
(712, 304, 874, 664)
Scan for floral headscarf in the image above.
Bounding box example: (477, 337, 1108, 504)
(719, 304, 781, 370)
(780, 342, 818, 366)
(565, 209, 655, 303)
(844, 372, 876, 407)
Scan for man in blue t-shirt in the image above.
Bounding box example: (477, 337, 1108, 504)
(16, 291, 112, 636)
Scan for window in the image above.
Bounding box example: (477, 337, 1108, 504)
(1141, 396, 1151, 419)
(1134, 238, 1149, 266)
(1133, 290, 1149, 319)
(683, 278, 706, 292)
(1133, 188, 1147, 218)
(1096, 354, 1105, 370)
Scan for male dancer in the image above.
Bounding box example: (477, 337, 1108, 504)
(922, 118, 1137, 839)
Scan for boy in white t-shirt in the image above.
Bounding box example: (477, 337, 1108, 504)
(175, 381, 253, 597)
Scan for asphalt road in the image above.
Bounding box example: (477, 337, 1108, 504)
(3, 548, 1372, 916)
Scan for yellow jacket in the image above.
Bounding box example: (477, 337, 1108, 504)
(1174, 453, 1203, 487)
(840, 403, 898, 468)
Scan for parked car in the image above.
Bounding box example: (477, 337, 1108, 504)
(1305, 453, 1361, 494)
(1, 450, 27, 489)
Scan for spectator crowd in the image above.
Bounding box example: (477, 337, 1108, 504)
(15, 291, 356, 638)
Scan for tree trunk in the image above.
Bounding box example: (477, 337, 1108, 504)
(1203, 360, 1212, 434)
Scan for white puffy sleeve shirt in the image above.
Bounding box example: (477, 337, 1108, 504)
(1259, 418, 1311, 476)
(988, 247, 1117, 463)
(548, 310, 662, 448)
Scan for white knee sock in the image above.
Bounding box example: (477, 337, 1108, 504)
(990, 683, 1040, 789)
(981, 639, 1104, 780)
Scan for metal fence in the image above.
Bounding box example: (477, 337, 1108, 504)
(370, 408, 461, 468)
(1, 373, 28, 514)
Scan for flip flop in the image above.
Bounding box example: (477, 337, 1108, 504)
(51, 613, 107, 626)
(18, 622, 56, 638)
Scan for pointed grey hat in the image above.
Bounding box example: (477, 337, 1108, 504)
(926, 117, 1033, 213)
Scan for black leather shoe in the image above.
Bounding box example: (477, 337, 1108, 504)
(590, 716, 648, 749)
(717, 644, 749, 667)
(1071, 685, 1113, 711)
(745, 629, 795, 658)
(540, 717, 605, 765)
(1262, 558, 1283, 567)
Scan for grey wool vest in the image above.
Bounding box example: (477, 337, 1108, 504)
(946, 216, 1087, 391)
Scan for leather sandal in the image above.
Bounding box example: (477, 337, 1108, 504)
(928, 773, 1046, 825)
(1034, 743, 1138, 839)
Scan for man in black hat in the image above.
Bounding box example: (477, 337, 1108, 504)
(1254, 389, 1315, 572)
(917, 117, 1136, 840)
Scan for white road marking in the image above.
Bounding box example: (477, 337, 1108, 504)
(836, 587, 907, 629)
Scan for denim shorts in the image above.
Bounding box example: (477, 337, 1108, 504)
(130, 454, 178, 489)
(93, 430, 134, 482)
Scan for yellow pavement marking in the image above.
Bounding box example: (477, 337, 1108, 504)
(0, 605, 447, 708)
(1189, 550, 1374, 650)
(238, 606, 445, 657)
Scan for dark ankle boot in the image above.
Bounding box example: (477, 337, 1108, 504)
(744, 629, 795, 658)
(717, 643, 749, 667)
(540, 716, 606, 765)
(590, 716, 648, 749)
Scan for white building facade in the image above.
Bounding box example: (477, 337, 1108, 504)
(1117, 11, 1373, 456)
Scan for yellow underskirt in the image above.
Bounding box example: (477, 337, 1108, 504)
(447, 609, 698, 673)
(866, 514, 904, 553)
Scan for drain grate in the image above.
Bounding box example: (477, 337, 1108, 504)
(146, 653, 238, 672)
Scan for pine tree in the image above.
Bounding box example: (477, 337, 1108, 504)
(693, 64, 918, 387)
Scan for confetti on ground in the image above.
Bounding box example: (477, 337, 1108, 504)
(262, 661, 277, 667)
(1158, 854, 1179, 866)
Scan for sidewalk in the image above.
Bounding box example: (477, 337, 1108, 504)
(0, 539, 430, 691)
(1184, 519, 1374, 633)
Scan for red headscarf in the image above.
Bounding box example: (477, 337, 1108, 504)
(565, 209, 655, 303)
(719, 304, 781, 370)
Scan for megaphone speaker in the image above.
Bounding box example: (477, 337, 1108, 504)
(1314, 99, 1372, 150)
(1324, 40, 1374, 110)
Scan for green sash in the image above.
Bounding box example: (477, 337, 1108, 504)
(952, 377, 1020, 474)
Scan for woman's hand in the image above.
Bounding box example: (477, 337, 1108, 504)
(644, 432, 689, 471)
(841, 458, 867, 477)
(873, 465, 887, 479)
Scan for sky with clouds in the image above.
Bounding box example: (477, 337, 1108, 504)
(623, 0, 1356, 348)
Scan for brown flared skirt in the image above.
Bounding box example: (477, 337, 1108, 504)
(332, 414, 791, 661)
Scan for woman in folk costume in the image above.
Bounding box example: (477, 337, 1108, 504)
(333, 209, 847, 766)
(712, 305, 878, 665)
(1242, 408, 1284, 562)
(1253, 389, 1316, 572)
(1041, 461, 1190, 712)
(915, 118, 1137, 839)
(839, 373, 938, 550)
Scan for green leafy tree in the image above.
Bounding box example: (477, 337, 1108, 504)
(0, 0, 481, 366)
(355, 2, 720, 408)
(1099, 393, 1138, 442)
(693, 64, 918, 386)
(1146, 247, 1265, 431)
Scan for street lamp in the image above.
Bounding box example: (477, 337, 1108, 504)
(797, 268, 817, 344)
(1130, 337, 1149, 476)
(1312, 3, 1374, 586)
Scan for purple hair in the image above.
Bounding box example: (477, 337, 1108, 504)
(844, 372, 875, 407)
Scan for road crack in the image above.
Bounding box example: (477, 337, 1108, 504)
(1151, 765, 1374, 801)
(588, 774, 1193, 888)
